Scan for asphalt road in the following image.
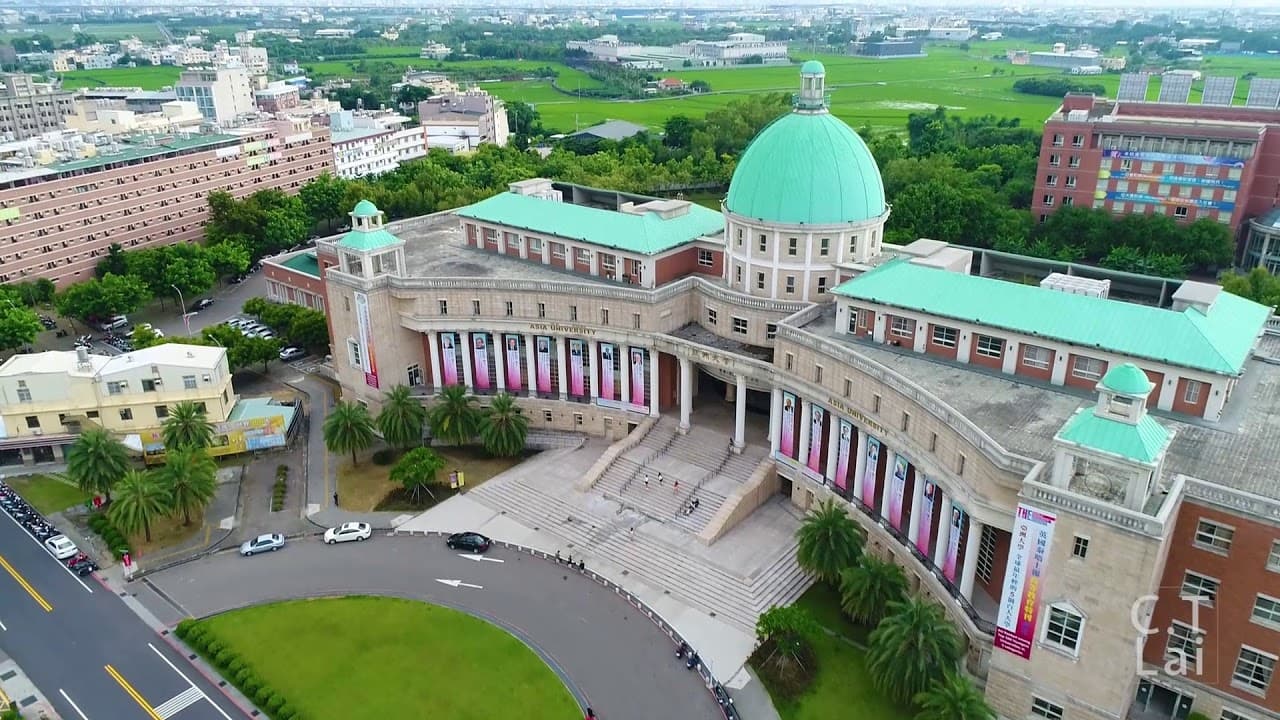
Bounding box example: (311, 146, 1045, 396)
(145, 535, 724, 720)
(0, 508, 243, 720)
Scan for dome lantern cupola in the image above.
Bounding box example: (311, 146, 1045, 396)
(796, 60, 829, 112)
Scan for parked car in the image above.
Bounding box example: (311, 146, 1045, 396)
(95, 315, 129, 332)
(192, 298, 215, 312)
(255, 330, 277, 340)
(323, 522, 372, 545)
(240, 533, 285, 556)
(229, 274, 247, 285)
(44, 534, 79, 560)
(446, 532, 492, 553)
(133, 323, 164, 338)
(279, 346, 306, 361)
(226, 317, 253, 329)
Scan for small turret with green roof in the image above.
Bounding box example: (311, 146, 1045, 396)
(1099, 363, 1155, 397)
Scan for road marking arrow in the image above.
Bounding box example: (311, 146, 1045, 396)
(435, 578, 484, 589)
(457, 554, 504, 563)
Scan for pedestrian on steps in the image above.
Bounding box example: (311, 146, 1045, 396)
(643, 473, 650, 488)
(657, 472, 664, 486)
(629, 527, 635, 541)
(673, 480, 680, 493)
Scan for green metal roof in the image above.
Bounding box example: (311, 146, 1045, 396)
(455, 192, 724, 255)
(725, 111, 886, 225)
(352, 200, 380, 218)
(833, 259, 1271, 375)
(1102, 363, 1154, 396)
(1055, 408, 1172, 464)
(801, 60, 826, 74)
(336, 227, 402, 252)
(280, 252, 321, 279)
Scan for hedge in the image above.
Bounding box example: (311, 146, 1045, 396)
(173, 619, 303, 720)
(86, 512, 134, 559)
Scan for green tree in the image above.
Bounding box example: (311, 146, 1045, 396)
(867, 598, 962, 704)
(426, 385, 482, 446)
(299, 172, 349, 231)
(107, 470, 171, 543)
(287, 310, 331, 351)
(323, 401, 377, 466)
(66, 428, 130, 503)
(479, 392, 528, 458)
(159, 447, 217, 526)
(914, 672, 995, 720)
(839, 555, 909, 626)
(389, 446, 448, 503)
(205, 241, 251, 280)
(754, 604, 820, 680)
(54, 272, 151, 323)
(0, 306, 42, 350)
(1223, 267, 1280, 310)
(377, 385, 427, 450)
(161, 401, 215, 451)
(795, 499, 865, 583)
(228, 335, 282, 373)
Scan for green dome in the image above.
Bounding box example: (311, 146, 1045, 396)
(1101, 363, 1153, 396)
(726, 111, 886, 226)
(801, 60, 825, 75)
(352, 200, 380, 218)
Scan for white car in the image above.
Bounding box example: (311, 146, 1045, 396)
(323, 522, 372, 545)
(279, 346, 306, 361)
(226, 317, 252, 329)
(44, 534, 78, 560)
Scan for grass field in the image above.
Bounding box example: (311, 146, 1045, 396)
(3, 22, 166, 43)
(60, 65, 183, 90)
(199, 596, 579, 720)
(4, 474, 90, 515)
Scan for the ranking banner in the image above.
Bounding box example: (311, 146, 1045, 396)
(629, 347, 646, 409)
(440, 332, 459, 386)
(944, 504, 965, 583)
(916, 479, 936, 556)
(600, 343, 615, 400)
(569, 339, 585, 396)
(503, 334, 522, 391)
(1101, 149, 1246, 168)
(889, 454, 908, 530)
(535, 336, 552, 393)
(994, 504, 1059, 660)
(472, 333, 490, 390)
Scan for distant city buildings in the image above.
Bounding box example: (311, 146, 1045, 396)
(567, 32, 789, 70)
(849, 38, 926, 58)
(0, 73, 75, 141)
(175, 66, 256, 126)
(419, 42, 453, 60)
(254, 82, 301, 114)
(1007, 45, 1126, 71)
(417, 89, 510, 152)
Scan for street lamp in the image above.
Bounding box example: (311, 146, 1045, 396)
(171, 284, 192, 337)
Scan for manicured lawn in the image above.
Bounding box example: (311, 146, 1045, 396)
(198, 596, 579, 720)
(4, 474, 91, 515)
(338, 445, 528, 512)
(60, 66, 183, 90)
(794, 581, 870, 646)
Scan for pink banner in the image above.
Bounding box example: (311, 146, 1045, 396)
(995, 505, 1058, 660)
(889, 455, 908, 530)
(629, 348, 645, 408)
(780, 392, 797, 458)
(504, 334, 522, 391)
(600, 343, 615, 400)
(569, 340, 585, 396)
(861, 436, 881, 508)
(834, 420, 853, 492)
(916, 480, 936, 556)
(535, 336, 552, 393)
(472, 333, 490, 390)
(807, 405, 825, 473)
(944, 505, 964, 582)
(440, 333, 459, 386)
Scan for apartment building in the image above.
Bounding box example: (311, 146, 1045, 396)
(0, 118, 335, 286)
(329, 109, 426, 179)
(175, 66, 255, 125)
(417, 89, 510, 150)
(0, 73, 76, 141)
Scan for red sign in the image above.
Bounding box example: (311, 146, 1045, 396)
(122, 552, 132, 568)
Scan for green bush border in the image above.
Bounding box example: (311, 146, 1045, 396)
(271, 465, 288, 513)
(86, 511, 134, 559)
(174, 618, 304, 720)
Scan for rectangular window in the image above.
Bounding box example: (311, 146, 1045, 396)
(1042, 194, 1055, 207)
(756, 272, 765, 291)
(976, 525, 997, 583)
(1068, 156, 1080, 168)
(1022, 345, 1052, 369)
(1222, 711, 1254, 720)
(1031, 698, 1064, 720)
(570, 306, 578, 321)
(1252, 595, 1280, 627)
(932, 326, 957, 348)
(707, 308, 718, 325)
(348, 339, 362, 368)
(438, 299, 448, 315)
(576, 248, 592, 264)
(1045, 174, 1058, 187)
(758, 235, 767, 253)
(1181, 571, 1220, 604)
(1072, 134, 1084, 148)
(504, 301, 513, 317)
(1194, 519, 1234, 553)
(1062, 197, 1074, 207)
(538, 303, 547, 319)
(1268, 540, 1280, 572)
(407, 365, 424, 387)
(735, 265, 743, 284)
(1065, 176, 1077, 188)
(528, 237, 542, 253)
(24, 416, 39, 429)
(732, 317, 748, 335)
(601, 308, 610, 325)
(813, 366, 824, 384)
(697, 249, 714, 267)
(767, 323, 778, 340)
(155, 405, 169, 419)
(574, 413, 583, 426)
(107, 380, 127, 395)
(785, 353, 794, 371)
(1175, 206, 1189, 218)
(788, 237, 798, 256)
(1165, 621, 1204, 668)
(976, 335, 1004, 358)
(543, 409, 553, 422)
(632, 313, 641, 330)
(1072, 535, 1090, 559)
(1233, 646, 1276, 693)
(1071, 356, 1104, 381)
(819, 238, 830, 256)
(872, 395, 881, 413)
(843, 378, 852, 398)
(471, 299, 481, 316)
(552, 244, 565, 261)
(1044, 605, 1083, 653)
(890, 317, 913, 338)
(900, 412, 910, 432)
(182, 375, 197, 390)
(956, 453, 966, 476)
(1184, 380, 1203, 405)
(1051, 133, 1064, 147)
(16, 386, 31, 402)
(1049, 154, 1061, 167)
(119, 408, 133, 421)
(929, 432, 937, 451)
(785, 275, 796, 294)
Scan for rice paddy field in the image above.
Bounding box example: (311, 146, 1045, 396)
(60, 65, 183, 90)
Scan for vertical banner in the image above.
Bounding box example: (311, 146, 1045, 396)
(995, 504, 1059, 660)
(889, 455, 909, 530)
(807, 406, 825, 473)
(569, 339, 585, 396)
(353, 292, 379, 389)
(780, 392, 797, 458)
(629, 347, 646, 408)
(944, 505, 965, 583)
(535, 336, 552, 393)
(834, 420, 853, 493)
(861, 436, 881, 509)
(600, 343, 615, 400)
(472, 333, 490, 390)
(440, 332, 459, 386)
(916, 480, 936, 556)
(504, 334, 523, 391)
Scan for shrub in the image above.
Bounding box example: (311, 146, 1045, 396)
(226, 658, 244, 674)
(275, 706, 297, 720)
(214, 649, 234, 667)
(204, 640, 224, 656)
(254, 685, 274, 706)
(371, 448, 398, 465)
(234, 667, 253, 685)
(265, 694, 285, 713)
(276, 464, 288, 477)
(174, 619, 197, 638)
(240, 676, 261, 696)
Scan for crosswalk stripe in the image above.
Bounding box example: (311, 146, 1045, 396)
(154, 687, 203, 719)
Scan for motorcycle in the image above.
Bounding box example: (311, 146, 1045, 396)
(675, 641, 689, 659)
(685, 652, 700, 671)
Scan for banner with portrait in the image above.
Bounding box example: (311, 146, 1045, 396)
(503, 334, 522, 391)
(916, 479, 936, 556)
(861, 436, 881, 509)
(440, 332, 459, 386)
(569, 339, 585, 396)
(629, 347, 646, 408)
(535, 336, 552, 393)
(834, 420, 853, 493)
(806, 406, 825, 473)
(600, 343, 616, 400)
(780, 392, 797, 458)
(889, 454, 909, 530)
(471, 333, 490, 391)
(944, 504, 965, 583)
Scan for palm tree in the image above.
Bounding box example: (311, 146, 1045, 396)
(839, 555, 909, 627)
(914, 672, 995, 720)
(376, 384, 427, 450)
(66, 427, 130, 503)
(323, 401, 376, 466)
(161, 401, 215, 451)
(159, 447, 217, 526)
(108, 470, 171, 543)
(795, 499, 865, 583)
(479, 392, 528, 457)
(867, 597, 962, 704)
(426, 385, 481, 446)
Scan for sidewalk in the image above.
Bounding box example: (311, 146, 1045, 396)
(0, 653, 59, 720)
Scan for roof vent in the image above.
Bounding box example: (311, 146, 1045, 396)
(76, 346, 90, 367)
(1171, 281, 1221, 316)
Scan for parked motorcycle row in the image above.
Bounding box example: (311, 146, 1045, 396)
(0, 480, 99, 576)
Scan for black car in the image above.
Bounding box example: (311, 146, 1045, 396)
(229, 275, 247, 284)
(66, 553, 98, 576)
(192, 298, 215, 311)
(446, 532, 492, 553)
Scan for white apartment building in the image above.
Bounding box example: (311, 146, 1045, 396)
(175, 66, 255, 125)
(417, 89, 510, 151)
(679, 33, 790, 65)
(329, 110, 427, 179)
(64, 99, 204, 136)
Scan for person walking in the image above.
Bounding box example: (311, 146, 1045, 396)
(629, 527, 635, 541)
(657, 472, 664, 486)
(333, 492, 339, 507)
(643, 473, 650, 488)
(673, 480, 680, 493)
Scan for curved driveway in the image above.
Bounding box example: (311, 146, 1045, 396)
(145, 534, 723, 720)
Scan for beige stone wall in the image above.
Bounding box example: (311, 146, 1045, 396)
(699, 458, 781, 543)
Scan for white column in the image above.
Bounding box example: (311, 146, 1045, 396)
(427, 331, 443, 394)
(678, 355, 693, 432)
(768, 386, 782, 456)
(497, 231, 507, 255)
(960, 518, 984, 600)
(621, 346, 631, 407)
(519, 236, 529, 260)
(872, 313, 886, 343)
(823, 418, 840, 483)
(495, 339, 506, 392)
(524, 333, 537, 398)
(907, 473, 925, 545)
(588, 339, 599, 400)
(956, 332, 972, 363)
(555, 337, 568, 399)
(798, 400, 813, 468)
(733, 374, 747, 452)
(879, 451, 896, 518)
(648, 349, 660, 418)
(851, 430, 868, 500)
(933, 493, 954, 569)
(460, 333, 475, 390)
